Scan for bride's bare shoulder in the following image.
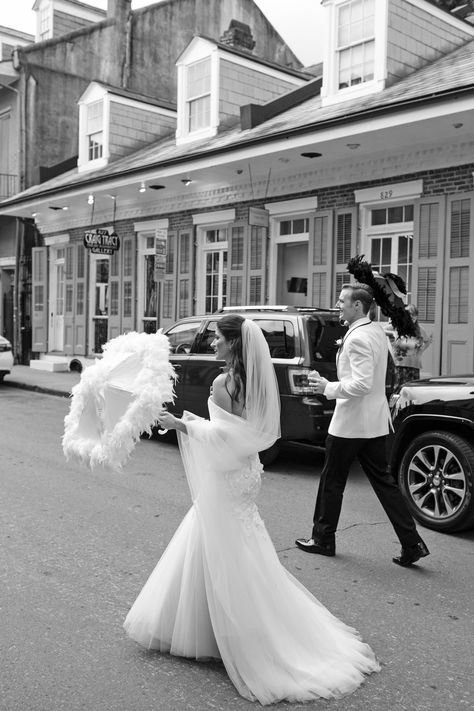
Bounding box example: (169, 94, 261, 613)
(211, 373, 233, 412)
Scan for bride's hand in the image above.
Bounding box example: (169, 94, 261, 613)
(156, 409, 179, 431)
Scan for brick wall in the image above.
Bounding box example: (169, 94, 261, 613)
(386, 0, 473, 85)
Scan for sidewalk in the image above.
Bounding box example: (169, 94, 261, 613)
(3, 365, 81, 398)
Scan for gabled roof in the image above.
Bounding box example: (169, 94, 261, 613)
(176, 33, 312, 81)
(3, 35, 474, 205)
(79, 80, 177, 113)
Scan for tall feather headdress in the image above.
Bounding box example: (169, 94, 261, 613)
(347, 255, 417, 337)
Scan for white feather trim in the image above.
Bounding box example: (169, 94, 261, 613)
(62, 330, 175, 470)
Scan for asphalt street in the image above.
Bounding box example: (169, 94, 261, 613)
(1, 385, 473, 711)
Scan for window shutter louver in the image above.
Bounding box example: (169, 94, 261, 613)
(412, 196, 446, 375)
(177, 230, 194, 319)
(63, 245, 74, 354)
(247, 225, 267, 306)
(307, 210, 333, 308)
(161, 230, 177, 326)
(334, 207, 357, 302)
(31, 247, 48, 352)
(74, 243, 88, 354)
(228, 224, 248, 307)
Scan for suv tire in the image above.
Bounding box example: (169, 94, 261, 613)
(398, 430, 474, 532)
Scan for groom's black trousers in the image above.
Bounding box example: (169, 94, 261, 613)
(312, 434, 422, 548)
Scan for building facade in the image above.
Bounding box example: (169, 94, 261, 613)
(0, 0, 301, 360)
(1, 0, 474, 377)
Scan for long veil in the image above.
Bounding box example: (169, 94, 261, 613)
(242, 319, 280, 451)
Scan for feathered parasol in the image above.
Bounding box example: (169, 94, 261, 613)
(62, 330, 175, 470)
(347, 255, 417, 337)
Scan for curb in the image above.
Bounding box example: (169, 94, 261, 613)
(3, 380, 72, 399)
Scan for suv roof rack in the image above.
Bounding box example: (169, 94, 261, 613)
(216, 305, 338, 313)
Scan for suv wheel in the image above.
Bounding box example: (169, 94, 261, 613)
(398, 431, 474, 532)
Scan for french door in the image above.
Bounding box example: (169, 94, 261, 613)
(204, 249, 227, 313)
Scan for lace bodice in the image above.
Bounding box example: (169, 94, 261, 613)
(223, 455, 265, 535)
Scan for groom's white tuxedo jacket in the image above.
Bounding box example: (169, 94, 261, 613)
(323, 316, 392, 439)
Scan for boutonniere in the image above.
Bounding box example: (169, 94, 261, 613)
(335, 338, 343, 348)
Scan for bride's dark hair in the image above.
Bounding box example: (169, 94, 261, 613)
(218, 313, 246, 405)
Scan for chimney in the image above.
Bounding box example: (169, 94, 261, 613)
(107, 0, 132, 24)
(219, 20, 255, 53)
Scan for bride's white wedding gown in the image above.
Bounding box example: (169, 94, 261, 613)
(123, 399, 380, 705)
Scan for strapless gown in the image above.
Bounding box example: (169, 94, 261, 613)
(123, 400, 380, 705)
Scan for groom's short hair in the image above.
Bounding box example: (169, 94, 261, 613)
(342, 283, 374, 314)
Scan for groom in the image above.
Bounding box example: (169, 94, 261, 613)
(296, 283, 430, 566)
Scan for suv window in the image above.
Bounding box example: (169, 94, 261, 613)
(166, 321, 201, 353)
(195, 321, 218, 354)
(195, 318, 296, 358)
(308, 318, 345, 362)
(254, 319, 295, 358)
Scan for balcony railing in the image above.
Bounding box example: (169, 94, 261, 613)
(0, 174, 19, 200)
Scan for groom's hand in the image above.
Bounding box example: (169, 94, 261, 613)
(308, 371, 329, 395)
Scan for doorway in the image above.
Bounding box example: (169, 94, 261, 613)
(50, 248, 65, 351)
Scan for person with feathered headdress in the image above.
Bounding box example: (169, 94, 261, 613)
(296, 260, 430, 568)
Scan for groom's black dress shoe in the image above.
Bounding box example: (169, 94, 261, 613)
(295, 538, 335, 557)
(392, 541, 430, 567)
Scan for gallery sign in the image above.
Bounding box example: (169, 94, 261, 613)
(83, 229, 121, 255)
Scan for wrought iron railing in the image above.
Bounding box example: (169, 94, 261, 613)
(0, 173, 19, 199)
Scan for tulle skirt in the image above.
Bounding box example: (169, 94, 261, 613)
(123, 502, 380, 705)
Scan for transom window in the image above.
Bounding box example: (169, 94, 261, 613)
(205, 228, 227, 243)
(371, 204, 414, 226)
(279, 218, 310, 235)
(337, 0, 375, 90)
(87, 101, 103, 161)
(186, 58, 211, 132)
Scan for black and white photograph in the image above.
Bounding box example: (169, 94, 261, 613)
(1, 0, 473, 709)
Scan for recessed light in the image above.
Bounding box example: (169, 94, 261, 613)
(181, 178, 193, 186)
(49, 206, 63, 211)
(139, 181, 146, 193)
(453, 122, 463, 129)
(346, 143, 360, 150)
(149, 184, 166, 190)
(301, 152, 322, 158)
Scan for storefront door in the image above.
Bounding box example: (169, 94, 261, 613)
(90, 255, 109, 354)
(50, 248, 65, 351)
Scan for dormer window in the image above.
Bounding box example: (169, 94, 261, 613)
(321, 0, 387, 106)
(78, 84, 109, 173)
(87, 101, 104, 161)
(39, 1, 52, 41)
(176, 34, 304, 146)
(186, 58, 211, 132)
(337, 0, 374, 89)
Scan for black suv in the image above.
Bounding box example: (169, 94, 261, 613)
(163, 306, 347, 464)
(389, 375, 474, 532)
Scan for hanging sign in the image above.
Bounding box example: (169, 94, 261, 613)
(83, 229, 121, 255)
(154, 229, 168, 282)
(249, 207, 269, 227)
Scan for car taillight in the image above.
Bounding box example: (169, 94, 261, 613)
(288, 368, 315, 395)
(0, 343, 12, 352)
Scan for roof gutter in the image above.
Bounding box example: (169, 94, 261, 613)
(3, 82, 474, 208)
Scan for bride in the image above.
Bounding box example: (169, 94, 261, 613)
(123, 314, 380, 705)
